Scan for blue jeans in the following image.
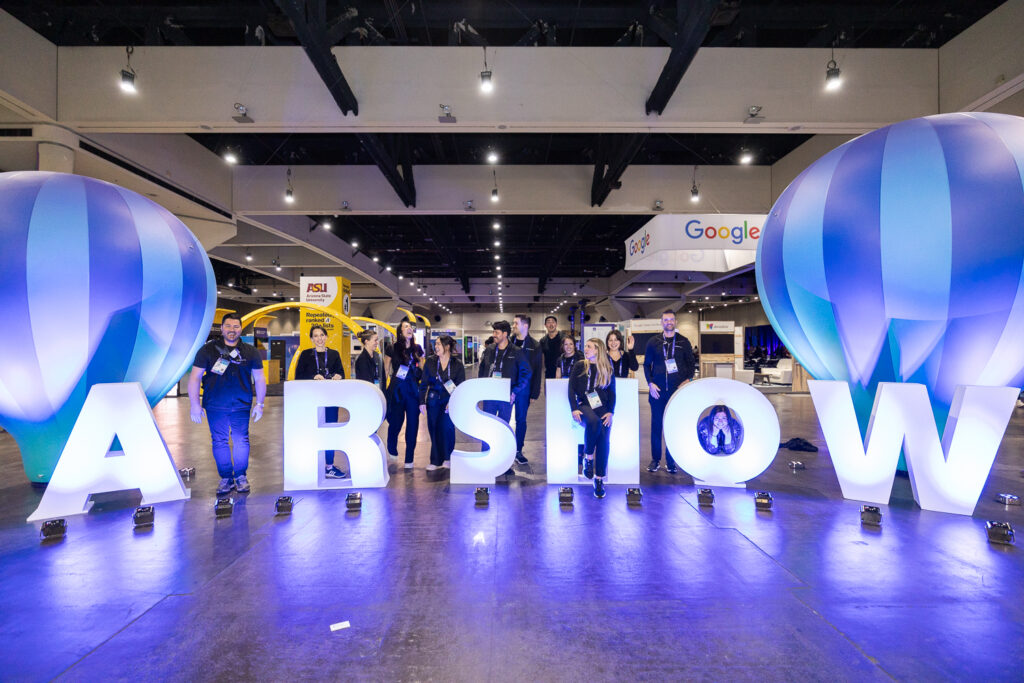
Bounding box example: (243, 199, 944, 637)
(206, 408, 251, 478)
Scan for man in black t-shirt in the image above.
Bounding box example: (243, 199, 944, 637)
(510, 314, 544, 465)
(642, 309, 696, 474)
(188, 312, 267, 495)
(538, 315, 564, 380)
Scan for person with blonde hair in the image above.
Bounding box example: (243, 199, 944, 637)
(569, 337, 617, 498)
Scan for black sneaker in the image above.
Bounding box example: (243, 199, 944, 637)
(647, 460, 660, 473)
(666, 462, 678, 475)
(514, 452, 529, 465)
(593, 478, 606, 499)
(583, 458, 595, 480)
(325, 465, 347, 479)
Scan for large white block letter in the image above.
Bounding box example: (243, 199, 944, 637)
(810, 380, 1017, 514)
(545, 378, 640, 485)
(28, 383, 189, 522)
(448, 377, 516, 484)
(283, 379, 389, 490)
(663, 378, 780, 487)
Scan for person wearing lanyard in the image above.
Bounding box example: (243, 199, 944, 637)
(642, 309, 696, 473)
(510, 314, 543, 466)
(188, 312, 266, 495)
(538, 315, 564, 379)
(294, 325, 346, 479)
(355, 329, 384, 387)
(478, 321, 531, 477)
(569, 338, 616, 498)
(554, 335, 584, 379)
(419, 335, 466, 471)
(387, 320, 425, 469)
(606, 329, 638, 378)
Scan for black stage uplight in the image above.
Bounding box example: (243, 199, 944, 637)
(214, 498, 233, 518)
(558, 487, 574, 505)
(475, 487, 489, 506)
(697, 488, 715, 507)
(346, 493, 362, 511)
(626, 488, 643, 505)
(275, 496, 293, 514)
(860, 505, 882, 526)
(754, 491, 774, 511)
(40, 519, 67, 541)
(995, 493, 1020, 506)
(788, 461, 806, 471)
(178, 467, 195, 479)
(132, 506, 155, 527)
(986, 521, 1015, 545)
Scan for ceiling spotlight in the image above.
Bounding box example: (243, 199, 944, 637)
(223, 150, 238, 165)
(739, 150, 753, 165)
(417, 287, 422, 292)
(322, 220, 332, 230)
(653, 200, 664, 212)
(227, 281, 234, 287)
(487, 150, 498, 164)
(245, 251, 253, 262)
(491, 169, 500, 202)
(464, 200, 475, 212)
(691, 166, 700, 202)
(497, 274, 502, 279)
(120, 46, 137, 94)
(496, 266, 501, 271)
(284, 167, 295, 203)
(385, 265, 392, 271)
(573, 291, 577, 296)
(273, 290, 278, 296)
(398, 275, 404, 280)
(493, 221, 500, 230)
(648, 287, 652, 291)
(372, 255, 380, 262)
(494, 240, 501, 247)
(494, 254, 500, 260)
(252, 288, 258, 293)
(351, 240, 359, 248)
(480, 47, 493, 94)
(232, 102, 255, 124)
(825, 46, 842, 91)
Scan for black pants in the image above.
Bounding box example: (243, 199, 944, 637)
(481, 400, 513, 455)
(387, 381, 420, 463)
(425, 399, 455, 466)
(649, 390, 678, 466)
(579, 405, 612, 478)
(513, 391, 531, 453)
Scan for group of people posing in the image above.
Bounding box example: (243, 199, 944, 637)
(188, 310, 695, 499)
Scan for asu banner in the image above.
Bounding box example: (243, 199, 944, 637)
(299, 276, 352, 373)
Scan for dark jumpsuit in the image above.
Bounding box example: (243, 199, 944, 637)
(419, 355, 466, 466)
(568, 361, 617, 478)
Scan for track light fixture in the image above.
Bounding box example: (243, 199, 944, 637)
(739, 150, 753, 165)
(245, 250, 253, 262)
(120, 46, 137, 94)
(691, 166, 700, 203)
(222, 148, 238, 164)
(492, 221, 501, 230)
(825, 49, 842, 91)
(491, 169, 499, 202)
(487, 150, 498, 164)
(284, 168, 295, 203)
(479, 47, 493, 94)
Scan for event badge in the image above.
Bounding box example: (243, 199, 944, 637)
(492, 368, 502, 378)
(211, 357, 230, 375)
(665, 358, 678, 374)
(374, 379, 381, 387)
(586, 391, 602, 409)
(396, 364, 409, 380)
(444, 379, 457, 394)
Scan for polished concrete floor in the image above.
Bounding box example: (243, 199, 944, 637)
(1, 388, 1024, 681)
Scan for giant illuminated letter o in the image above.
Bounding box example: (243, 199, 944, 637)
(663, 378, 780, 487)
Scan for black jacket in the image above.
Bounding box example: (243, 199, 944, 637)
(419, 355, 466, 404)
(642, 332, 696, 394)
(556, 350, 584, 379)
(511, 334, 544, 399)
(355, 349, 383, 385)
(294, 347, 344, 380)
(568, 361, 616, 415)
(538, 332, 564, 378)
(478, 342, 531, 398)
(389, 341, 424, 383)
(609, 349, 639, 378)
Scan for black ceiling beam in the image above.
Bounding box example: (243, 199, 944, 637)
(591, 134, 648, 207)
(277, 0, 416, 207)
(410, 216, 472, 293)
(538, 216, 595, 294)
(644, 0, 720, 116)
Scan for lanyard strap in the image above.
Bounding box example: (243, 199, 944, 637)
(663, 336, 676, 360)
(315, 350, 326, 375)
(587, 364, 597, 392)
(493, 347, 508, 375)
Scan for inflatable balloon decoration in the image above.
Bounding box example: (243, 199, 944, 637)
(757, 112, 1024, 455)
(0, 172, 215, 483)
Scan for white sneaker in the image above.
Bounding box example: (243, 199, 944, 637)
(1017, 399, 1024, 408)
(441, 460, 451, 469)
(403, 462, 414, 469)
(426, 464, 439, 471)
(388, 453, 399, 461)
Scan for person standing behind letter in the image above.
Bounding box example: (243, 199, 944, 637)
(510, 314, 543, 466)
(294, 325, 346, 479)
(570, 338, 616, 498)
(642, 310, 695, 474)
(188, 312, 266, 495)
(419, 335, 466, 471)
(478, 320, 530, 477)
(538, 315, 564, 380)
(355, 329, 385, 387)
(387, 320, 425, 469)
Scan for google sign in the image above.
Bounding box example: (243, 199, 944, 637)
(684, 218, 760, 245)
(624, 214, 767, 272)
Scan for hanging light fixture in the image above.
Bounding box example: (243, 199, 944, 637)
(690, 166, 700, 203)
(825, 45, 842, 91)
(284, 168, 295, 203)
(120, 46, 137, 93)
(491, 169, 499, 202)
(479, 47, 493, 94)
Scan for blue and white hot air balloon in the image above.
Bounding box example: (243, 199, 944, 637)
(0, 171, 215, 483)
(756, 112, 1024, 445)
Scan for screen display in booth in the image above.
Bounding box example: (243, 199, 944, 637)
(700, 335, 733, 355)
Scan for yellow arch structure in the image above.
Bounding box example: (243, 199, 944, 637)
(239, 302, 365, 381)
(396, 306, 417, 323)
(415, 313, 431, 328)
(351, 316, 397, 336)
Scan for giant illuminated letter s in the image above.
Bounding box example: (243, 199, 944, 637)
(810, 380, 1017, 514)
(28, 383, 189, 522)
(283, 380, 389, 490)
(448, 378, 516, 484)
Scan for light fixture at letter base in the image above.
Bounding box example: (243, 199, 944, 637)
(986, 521, 1014, 545)
(346, 492, 362, 511)
(697, 488, 715, 507)
(475, 487, 489, 505)
(132, 505, 155, 528)
(627, 488, 643, 505)
(215, 498, 234, 518)
(275, 496, 293, 514)
(40, 519, 67, 541)
(754, 491, 773, 510)
(559, 487, 574, 505)
(860, 505, 882, 526)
